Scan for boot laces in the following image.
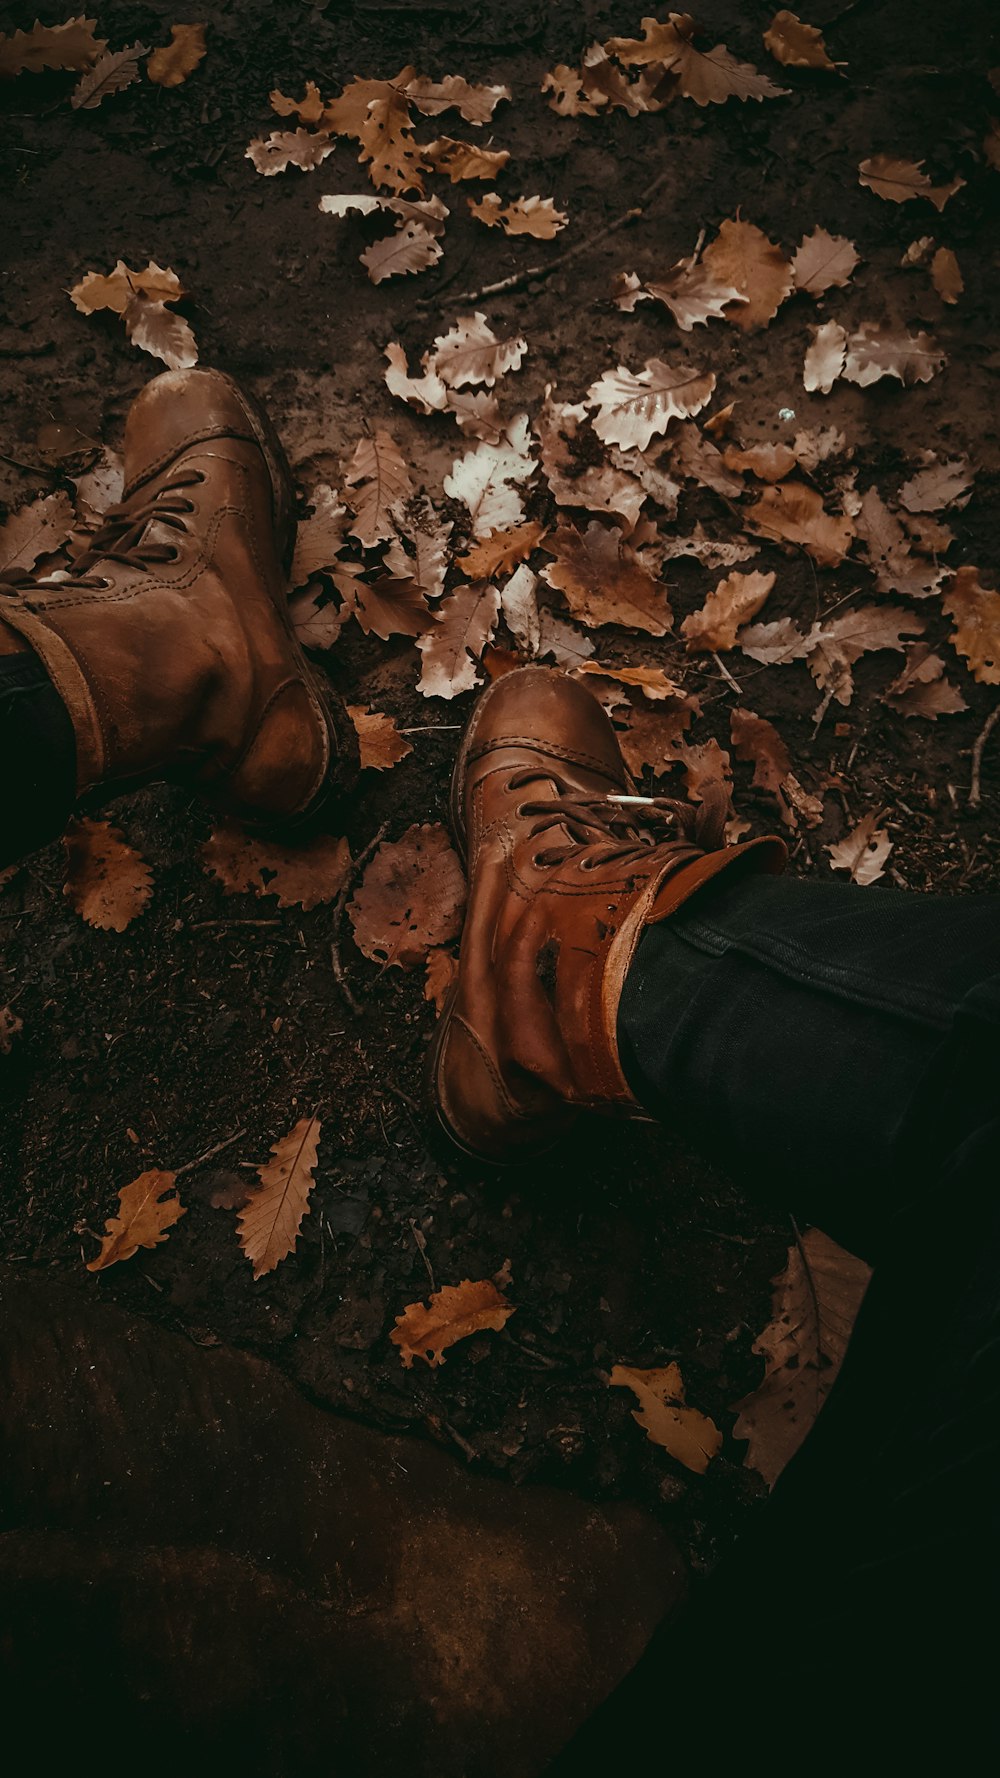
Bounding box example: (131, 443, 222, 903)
(0, 470, 205, 596)
(509, 768, 729, 868)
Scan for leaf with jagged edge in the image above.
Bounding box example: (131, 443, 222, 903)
(468, 192, 568, 237)
(270, 80, 325, 124)
(0, 16, 105, 78)
(383, 340, 448, 414)
(69, 259, 185, 315)
(416, 582, 501, 698)
(402, 73, 510, 123)
(587, 359, 716, 451)
(841, 323, 945, 388)
(87, 1171, 185, 1272)
(360, 220, 442, 284)
(290, 485, 348, 589)
(245, 128, 336, 176)
(63, 817, 153, 931)
(614, 258, 748, 331)
(147, 23, 207, 88)
(201, 824, 352, 909)
(826, 811, 893, 884)
(898, 455, 972, 514)
(124, 295, 198, 371)
(606, 13, 788, 105)
(803, 319, 847, 393)
(0, 489, 75, 573)
(854, 488, 944, 601)
(701, 217, 793, 331)
(535, 394, 647, 528)
(423, 136, 510, 182)
(763, 10, 839, 71)
(791, 226, 859, 296)
(348, 706, 414, 771)
(457, 521, 547, 578)
(70, 40, 147, 108)
(237, 1117, 321, 1280)
(882, 644, 967, 718)
(344, 429, 412, 548)
(858, 154, 964, 211)
(745, 481, 853, 566)
(391, 1278, 514, 1367)
(357, 81, 426, 195)
(384, 503, 452, 601)
(610, 1363, 722, 1474)
(541, 521, 672, 636)
(444, 414, 535, 538)
(942, 566, 1000, 684)
(681, 569, 776, 652)
(349, 823, 466, 965)
(430, 313, 527, 389)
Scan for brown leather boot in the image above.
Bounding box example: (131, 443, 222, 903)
(0, 369, 357, 828)
(429, 667, 786, 1163)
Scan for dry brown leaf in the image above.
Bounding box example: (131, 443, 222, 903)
(443, 388, 505, 442)
(618, 704, 695, 776)
(360, 220, 442, 284)
(942, 566, 1000, 684)
(424, 137, 509, 182)
(347, 573, 432, 641)
(730, 706, 801, 827)
(575, 662, 685, 701)
(403, 73, 510, 124)
(841, 323, 945, 387)
(147, 22, 206, 87)
(290, 484, 347, 587)
(608, 13, 788, 106)
(855, 488, 944, 600)
(344, 429, 412, 548)
(792, 425, 847, 469)
(468, 192, 568, 237)
(721, 442, 797, 482)
(536, 395, 647, 527)
(69, 258, 185, 315)
(673, 737, 734, 811)
(930, 245, 963, 304)
(898, 454, 972, 513)
(701, 217, 793, 331)
(322, 71, 402, 139)
(237, 1116, 320, 1280)
(882, 643, 967, 718)
(245, 128, 335, 176)
(541, 63, 602, 116)
(430, 313, 527, 389)
(288, 585, 348, 649)
(357, 79, 426, 195)
(444, 414, 535, 537)
(0, 16, 104, 77)
(499, 563, 541, 652)
(665, 423, 745, 496)
(424, 947, 459, 1015)
(63, 818, 152, 931)
(610, 1363, 722, 1475)
(201, 823, 352, 910)
(587, 358, 716, 450)
(123, 293, 198, 371)
(734, 1228, 871, 1487)
(72, 448, 124, 524)
(615, 259, 747, 331)
(858, 154, 964, 211)
(348, 705, 414, 770)
(383, 340, 448, 414)
(809, 606, 925, 712)
(542, 522, 671, 636)
(349, 822, 466, 967)
(762, 10, 838, 70)
(826, 810, 893, 883)
(87, 1170, 185, 1272)
(803, 318, 847, 393)
(745, 481, 853, 566)
(457, 520, 546, 578)
(391, 1278, 514, 1368)
(791, 226, 858, 296)
(384, 508, 453, 601)
(0, 489, 75, 573)
(417, 583, 501, 698)
(681, 568, 776, 652)
(537, 610, 596, 669)
(70, 40, 147, 108)
(270, 80, 325, 125)
(901, 512, 954, 556)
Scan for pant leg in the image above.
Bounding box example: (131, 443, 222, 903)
(0, 651, 76, 868)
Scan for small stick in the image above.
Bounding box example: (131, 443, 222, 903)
(174, 1128, 246, 1180)
(409, 1218, 436, 1291)
(329, 819, 391, 1014)
(712, 651, 743, 696)
(968, 704, 1000, 810)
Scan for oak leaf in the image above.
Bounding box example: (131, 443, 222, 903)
(457, 521, 546, 578)
(942, 567, 1000, 683)
(701, 218, 793, 331)
(721, 442, 797, 482)
(444, 414, 535, 537)
(673, 737, 734, 811)
(322, 71, 402, 139)
(536, 395, 647, 527)
(87, 1171, 185, 1272)
(0, 489, 75, 573)
(729, 706, 818, 828)
(351, 575, 433, 641)
(344, 429, 412, 548)
(0, 17, 104, 78)
(618, 704, 694, 776)
(542, 522, 672, 636)
(745, 481, 854, 566)
(430, 313, 527, 389)
(575, 662, 685, 701)
(537, 610, 596, 668)
(615, 259, 747, 331)
(201, 824, 352, 909)
(899, 454, 972, 513)
(357, 80, 426, 194)
(349, 822, 466, 966)
(417, 583, 501, 698)
(762, 10, 838, 71)
(610, 1363, 722, 1474)
(384, 507, 453, 601)
(70, 40, 147, 108)
(289, 585, 348, 649)
(424, 137, 510, 182)
(63, 818, 152, 931)
(468, 193, 568, 237)
(237, 1117, 320, 1280)
(402, 73, 510, 124)
(271, 80, 325, 125)
(69, 258, 185, 315)
(930, 246, 962, 304)
(290, 484, 348, 587)
(855, 488, 944, 600)
(803, 319, 846, 393)
(611, 13, 788, 106)
(791, 226, 858, 296)
(587, 358, 716, 450)
(826, 811, 893, 883)
(123, 294, 198, 371)
(734, 1228, 871, 1486)
(360, 220, 442, 283)
(681, 569, 776, 652)
(147, 23, 207, 88)
(657, 525, 756, 569)
(541, 63, 602, 116)
(383, 340, 448, 414)
(841, 323, 944, 387)
(391, 1278, 515, 1368)
(245, 128, 335, 176)
(858, 154, 964, 211)
(424, 947, 459, 1014)
(443, 388, 505, 442)
(792, 425, 847, 469)
(500, 563, 541, 653)
(664, 422, 744, 496)
(882, 644, 967, 718)
(348, 705, 414, 770)
(607, 447, 681, 517)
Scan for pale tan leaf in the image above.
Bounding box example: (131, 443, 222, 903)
(612, 13, 787, 105)
(416, 583, 501, 698)
(360, 220, 442, 284)
(349, 822, 466, 966)
(500, 563, 541, 652)
(384, 506, 452, 601)
(289, 484, 347, 587)
(930, 246, 963, 304)
(391, 1278, 514, 1368)
(791, 226, 859, 296)
(0, 16, 104, 77)
(270, 80, 325, 125)
(468, 192, 568, 237)
(424, 947, 459, 1015)
(0, 489, 75, 573)
(383, 340, 448, 413)
(123, 294, 198, 371)
(541, 63, 602, 116)
(536, 395, 647, 527)
(348, 705, 414, 771)
(537, 609, 596, 668)
(841, 323, 945, 387)
(721, 442, 797, 482)
(63, 818, 152, 931)
(444, 388, 505, 442)
(357, 80, 426, 195)
(457, 520, 546, 578)
(201, 823, 351, 910)
(826, 811, 892, 883)
(344, 429, 412, 548)
(803, 319, 847, 393)
(882, 643, 967, 718)
(443, 414, 535, 538)
(701, 218, 793, 331)
(739, 615, 814, 665)
(587, 358, 716, 450)
(665, 422, 744, 496)
(899, 455, 972, 513)
(147, 22, 206, 87)
(792, 425, 846, 469)
(900, 234, 935, 267)
(657, 525, 756, 569)
(858, 154, 964, 211)
(288, 585, 348, 650)
(610, 1363, 722, 1475)
(87, 1171, 185, 1272)
(424, 137, 509, 182)
(402, 73, 510, 123)
(763, 10, 838, 70)
(72, 448, 124, 524)
(541, 522, 672, 636)
(69, 258, 185, 316)
(430, 313, 527, 389)
(855, 488, 944, 600)
(606, 447, 681, 518)
(70, 40, 147, 107)
(681, 569, 776, 652)
(745, 481, 854, 566)
(237, 1117, 320, 1280)
(734, 1229, 872, 1486)
(245, 128, 336, 176)
(942, 566, 1000, 684)
(575, 662, 685, 701)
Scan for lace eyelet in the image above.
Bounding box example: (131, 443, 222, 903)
(532, 853, 549, 870)
(578, 853, 596, 871)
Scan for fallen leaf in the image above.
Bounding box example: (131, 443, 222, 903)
(734, 1228, 871, 1486)
(615, 258, 748, 331)
(348, 705, 414, 770)
(730, 706, 803, 827)
(898, 454, 972, 513)
(384, 507, 453, 600)
(237, 1116, 320, 1280)
(430, 313, 527, 388)
(424, 137, 510, 182)
(942, 567, 1000, 683)
(855, 488, 944, 600)
(63, 818, 152, 931)
(665, 423, 744, 496)
(360, 220, 442, 283)
(289, 484, 348, 587)
(348, 822, 466, 966)
(575, 662, 685, 701)
(803, 318, 847, 393)
(745, 481, 854, 566)
(72, 448, 125, 524)
(721, 442, 797, 482)
(443, 388, 505, 442)
(900, 234, 935, 267)
(245, 128, 336, 176)
(792, 425, 847, 469)
(289, 585, 348, 649)
(403, 73, 510, 124)
(542, 522, 672, 635)
(537, 609, 596, 668)
(701, 218, 793, 331)
(0, 489, 75, 573)
(536, 394, 648, 527)
(357, 79, 426, 195)
(681, 569, 776, 651)
(500, 563, 541, 652)
(69, 258, 185, 316)
(70, 40, 147, 108)
(841, 323, 945, 387)
(763, 10, 839, 70)
(882, 643, 967, 718)
(673, 737, 734, 810)
(468, 192, 568, 236)
(270, 79, 325, 125)
(791, 226, 858, 296)
(383, 340, 448, 414)
(587, 358, 716, 450)
(0, 16, 105, 77)
(87, 1170, 185, 1272)
(901, 511, 954, 556)
(147, 22, 206, 87)
(322, 70, 405, 139)
(610, 1363, 722, 1475)
(826, 810, 893, 883)
(858, 154, 964, 211)
(930, 246, 963, 304)
(613, 13, 788, 106)
(391, 1277, 515, 1368)
(618, 704, 695, 776)
(657, 525, 756, 569)
(444, 414, 535, 537)
(123, 293, 198, 371)
(351, 573, 434, 642)
(417, 582, 501, 698)
(424, 947, 459, 1014)
(457, 520, 546, 578)
(607, 447, 681, 517)
(201, 824, 352, 909)
(344, 429, 412, 548)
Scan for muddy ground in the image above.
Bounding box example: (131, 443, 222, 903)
(2, 0, 999, 1589)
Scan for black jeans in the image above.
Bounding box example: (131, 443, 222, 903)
(0, 653, 75, 868)
(552, 874, 1000, 1768)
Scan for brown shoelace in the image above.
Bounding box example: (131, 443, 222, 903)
(506, 767, 729, 868)
(0, 469, 205, 596)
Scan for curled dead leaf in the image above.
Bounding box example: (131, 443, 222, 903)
(391, 1278, 515, 1368)
(87, 1171, 185, 1272)
(348, 823, 466, 968)
(681, 569, 776, 652)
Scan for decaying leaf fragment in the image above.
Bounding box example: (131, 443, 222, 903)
(63, 818, 152, 931)
(608, 12, 789, 106)
(344, 429, 413, 547)
(942, 567, 1000, 684)
(701, 217, 793, 331)
(0, 489, 75, 573)
(745, 481, 854, 566)
(841, 323, 945, 388)
(444, 414, 535, 537)
(610, 1363, 722, 1475)
(882, 644, 967, 718)
(587, 358, 716, 450)
(124, 293, 198, 371)
(763, 11, 839, 71)
(201, 823, 352, 909)
(237, 1116, 321, 1280)
(859, 154, 964, 211)
(826, 810, 893, 883)
(542, 522, 672, 636)
(70, 41, 147, 109)
(424, 947, 459, 1014)
(348, 705, 414, 770)
(0, 17, 105, 78)
(417, 583, 501, 698)
(147, 22, 207, 88)
(930, 246, 963, 304)
(681, 569, 776, 653)
(87, 1170, 185, 1272)
(431, 312, 527, 388)
(803, 319, 847, 393)
(899, 455, 972, 514)
(391, 1278, 515, 1368)
(730, 707, 822, 828)
(468, 192, 568, 237)
(349, 823, 466, 968)
(734, 1228, 872, 1486)
(245, 128, 335, 176)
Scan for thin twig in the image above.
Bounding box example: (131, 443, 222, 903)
(712, 651, 743, 696)
(409, 1218, 436, 1291)
(174, 1128, 246, 1180)
(329, 819, 391, 1014)
(968, 704, 1000, 810)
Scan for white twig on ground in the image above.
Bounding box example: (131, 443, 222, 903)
(968, 704, 1000, 810)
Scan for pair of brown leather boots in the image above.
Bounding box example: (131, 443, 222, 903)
(0, 371, 783, 1163)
